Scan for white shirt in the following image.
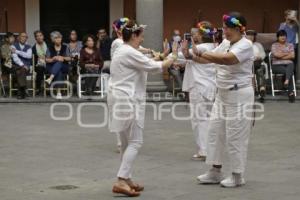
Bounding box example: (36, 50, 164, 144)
(109, 44, 163, 100)
(252, 42, 266, 60)
(181, 43, 217, 100)
(213, 38, 254, 89)
(108, 44, 163, 132)
(111, 38, 124, 59)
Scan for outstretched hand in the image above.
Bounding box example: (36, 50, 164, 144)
(171, 41, 178, 57)
(163, 39, 170, 56)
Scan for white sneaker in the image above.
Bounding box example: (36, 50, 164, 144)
(56, 92, 62, 100)
(220, 174, 246, 188)
(197, 168, 223, 184)
(45, 78, 52, 85)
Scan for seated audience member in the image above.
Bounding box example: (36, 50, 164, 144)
(1, 32, 15, 76)
(11, 32, 32, 99)
(79, 34, 103, 96)
(97, 28, 112, 74)
(45, 31, 71, 99)
(67, 30, 83, 82)
(67, 30, 82, 58)
(271, 30, 296, 103)
(32, 30, 47, 95)
(246, 30, 267, 102)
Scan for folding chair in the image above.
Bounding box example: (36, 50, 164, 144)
(9, 57, 36, 98)
(43, 73, 70, 98)
(77, 65, 109, 99)
(268, 52, 297, 97)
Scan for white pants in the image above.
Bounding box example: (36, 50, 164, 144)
(206, 86, 254, 174)
(117, 122, 143, 179)
(189, 88, 213, 156)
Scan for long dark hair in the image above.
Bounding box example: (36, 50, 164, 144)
(82, 34, 96, 49)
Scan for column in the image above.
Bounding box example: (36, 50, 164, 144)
(136, 0, 164, 82)
(25, 0, 39, 45)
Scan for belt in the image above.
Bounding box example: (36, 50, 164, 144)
(228, 84, 251, 91)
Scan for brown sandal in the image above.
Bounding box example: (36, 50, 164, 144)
(112, 182, 140, 197)
(126, 179, 144, 192)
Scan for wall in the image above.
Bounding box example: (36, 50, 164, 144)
(25, 0, 39, 44)
(0, 0, 25, 33)
(124, 0, 136, 19)
(110, 0, 124, 35)
(163, 0, 299, 38)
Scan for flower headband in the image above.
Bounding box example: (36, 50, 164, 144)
(124, 24, 147, 32)
(223, 14, 246, 32)
(112, 17, 129, 31)
(197, 22, 216, 36)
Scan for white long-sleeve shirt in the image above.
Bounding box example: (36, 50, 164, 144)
(11, 45, 24, 67)
(15, 44, 32, 59)
(181, 43, 217, 100)
(108, 44, 163, 132)
(11, 44, 32, 67)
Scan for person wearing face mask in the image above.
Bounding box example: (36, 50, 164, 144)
(180, 22, 217, 161)
(108, 20, 177, 197)
(168, 29, 184, 93)
(192, 12, 255, 188)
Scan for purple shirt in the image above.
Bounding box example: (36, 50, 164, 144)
(271, 42, 294, 65)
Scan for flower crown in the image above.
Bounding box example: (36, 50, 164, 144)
(112, 17, 129, 31)
(197, 22, 216, 36)
(124, 24, 147, 32)
(223, 15, 246, 32)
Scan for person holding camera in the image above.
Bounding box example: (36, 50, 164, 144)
(181, 22, 217, 161)
(279, 10, 299, 75)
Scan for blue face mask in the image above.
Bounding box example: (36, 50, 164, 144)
(173, 36, 181, 42)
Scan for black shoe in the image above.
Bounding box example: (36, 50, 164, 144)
(17, 92, 25, 99)
(288, 93, 295, 103)
(259, 90, 265, 103)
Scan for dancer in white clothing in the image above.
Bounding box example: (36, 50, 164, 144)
(180, 21, 217, 161)
(108, 20, 178, 197)
(192, 12, 255, 188)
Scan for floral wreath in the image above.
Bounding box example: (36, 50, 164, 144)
(196, 22, 216, 36)
(124, 24, 147, 32)
(223, 14, 246, 32)
(112, 17, 129, 31)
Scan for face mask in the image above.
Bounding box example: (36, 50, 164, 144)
(173, 36, 181, 42)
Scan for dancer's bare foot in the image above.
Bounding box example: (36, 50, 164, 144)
(112, 179, 140, 197)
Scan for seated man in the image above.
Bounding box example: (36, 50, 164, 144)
(246, 30, 267, 102)
(11, 32, 32, 99)
(271, 30, 295, 103)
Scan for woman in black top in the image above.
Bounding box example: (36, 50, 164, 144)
(45, 31, 71, 85)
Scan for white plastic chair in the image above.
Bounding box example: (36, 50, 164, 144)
(268, 52, 297, 97)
